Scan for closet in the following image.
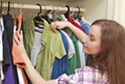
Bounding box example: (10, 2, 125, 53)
(0, 0, 115, 84)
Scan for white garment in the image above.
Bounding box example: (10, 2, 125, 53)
(16, 67, 25, 84)
(13, 25, 25, 84)
(31, 31, 42, 67)
(81, 17, 92, 26)
(61, 30, 75, 59)
(0, 18, 4, 61)
(60, 14, 68, 21)
(78, 40, 86, 67)
(74, 19, 81, 26)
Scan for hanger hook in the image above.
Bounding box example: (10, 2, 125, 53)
(70, 6, 74, 17)
(55, 6, 59, 14)
(77, 6, 80, 18)
(36, 3, 42, 16)
(7, 1, 10, 14)
(65, 5, 70, 14)
(49, 5, 54, 14)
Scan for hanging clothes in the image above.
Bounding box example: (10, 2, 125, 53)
(3, 41, 15, 84)
(61, 30, 75, 59)
(68, 33, 81, 75)
(57, 15, 72, 38)
(73, 18, 87, 67)
(51, 30, 69, 79)
(67, 14, 85, 32)
(3, 14, 19, 84)
(65, 14, 83, 75)
(23, 16, 66, 80)
(80, 20, 91, 65)
(13, 15, 25, 84)
(12, 13, 27, 84)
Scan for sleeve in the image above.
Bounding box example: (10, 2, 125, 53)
(55, 74, 77, 84)
(54, 31, 66, 59)
(55, 68, 81, 84)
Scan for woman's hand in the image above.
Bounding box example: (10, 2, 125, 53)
(50, 21, 70, 32)
(14, 31, 27, 58)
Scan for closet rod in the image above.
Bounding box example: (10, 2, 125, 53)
(2, 2, 85, 12)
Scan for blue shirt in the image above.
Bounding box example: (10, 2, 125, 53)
(80, 20, 90, 30)
(51, 30, 69, 79)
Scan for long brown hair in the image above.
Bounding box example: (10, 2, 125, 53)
(88, 19, 125, 84)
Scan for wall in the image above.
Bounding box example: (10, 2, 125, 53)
(68, 0, 108, 23)
(113, 0, 125, 27)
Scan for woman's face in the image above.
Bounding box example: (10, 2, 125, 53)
(81, 25, 102, 57)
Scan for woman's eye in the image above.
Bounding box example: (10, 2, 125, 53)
(90, 38, 94, 41)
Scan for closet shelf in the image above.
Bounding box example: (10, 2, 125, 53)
(2, 2, 85, 12)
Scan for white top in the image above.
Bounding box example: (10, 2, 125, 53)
(0, 18, 4, 61)
(31, 31, 43, 67)
(60, 14, 68, 21)
(61, 30, 75, 59)
(81, 17, 92, 26)
(78, 40, 86, 67)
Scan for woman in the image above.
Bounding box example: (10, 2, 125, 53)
(14, 19, 125, 84)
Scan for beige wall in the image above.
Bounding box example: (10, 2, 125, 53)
(68, 0, 108, 23)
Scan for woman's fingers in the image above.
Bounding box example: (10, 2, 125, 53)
(50, 22, 57, 32)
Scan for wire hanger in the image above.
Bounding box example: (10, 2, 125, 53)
(64, 5, 70, 19)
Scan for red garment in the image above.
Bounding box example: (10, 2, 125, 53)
(12, 13, 28, 84)
(67, 14, 85, 32)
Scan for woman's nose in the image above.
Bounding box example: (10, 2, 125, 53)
(81, 38, 87, 44)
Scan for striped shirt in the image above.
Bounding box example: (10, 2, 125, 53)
(55, 66, 108, 84)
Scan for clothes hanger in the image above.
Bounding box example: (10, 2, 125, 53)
(70, 6, 74, 17)
(34, 3, 44, 32)
(7, 1, 10, 14)
(34, 3, 43, 22)
(77, 6, 80, 19)
(54, 6, 61, 20)
(48, 5, 54, 19)
(40, 4, 52, 24)
(64, 5, 70, 19)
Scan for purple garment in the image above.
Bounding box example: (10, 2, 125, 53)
(55, 66, 108, 84)
(3, 41, 15, 84)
